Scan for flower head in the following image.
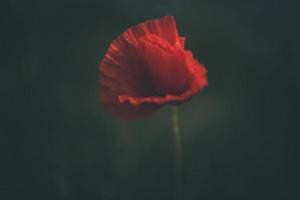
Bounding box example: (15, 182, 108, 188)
(99, 16, 207, 120)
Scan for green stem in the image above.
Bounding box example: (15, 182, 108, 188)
(171, 106, 182, 200)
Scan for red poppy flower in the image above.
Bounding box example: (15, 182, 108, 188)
(99, 16, 207, 120)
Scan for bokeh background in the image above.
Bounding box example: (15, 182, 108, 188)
(1, 0, 299, 199)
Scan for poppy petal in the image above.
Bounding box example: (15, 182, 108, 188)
(139, 34, 191, 95)
(125, 15, 181, 46)
(99, 16, 207, 120)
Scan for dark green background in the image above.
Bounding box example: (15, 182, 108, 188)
(2, 0, 299, 199)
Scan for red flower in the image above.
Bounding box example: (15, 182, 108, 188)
(99, 16, 207, 120)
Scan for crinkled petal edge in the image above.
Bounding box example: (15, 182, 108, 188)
(118, 74, 208, 106)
